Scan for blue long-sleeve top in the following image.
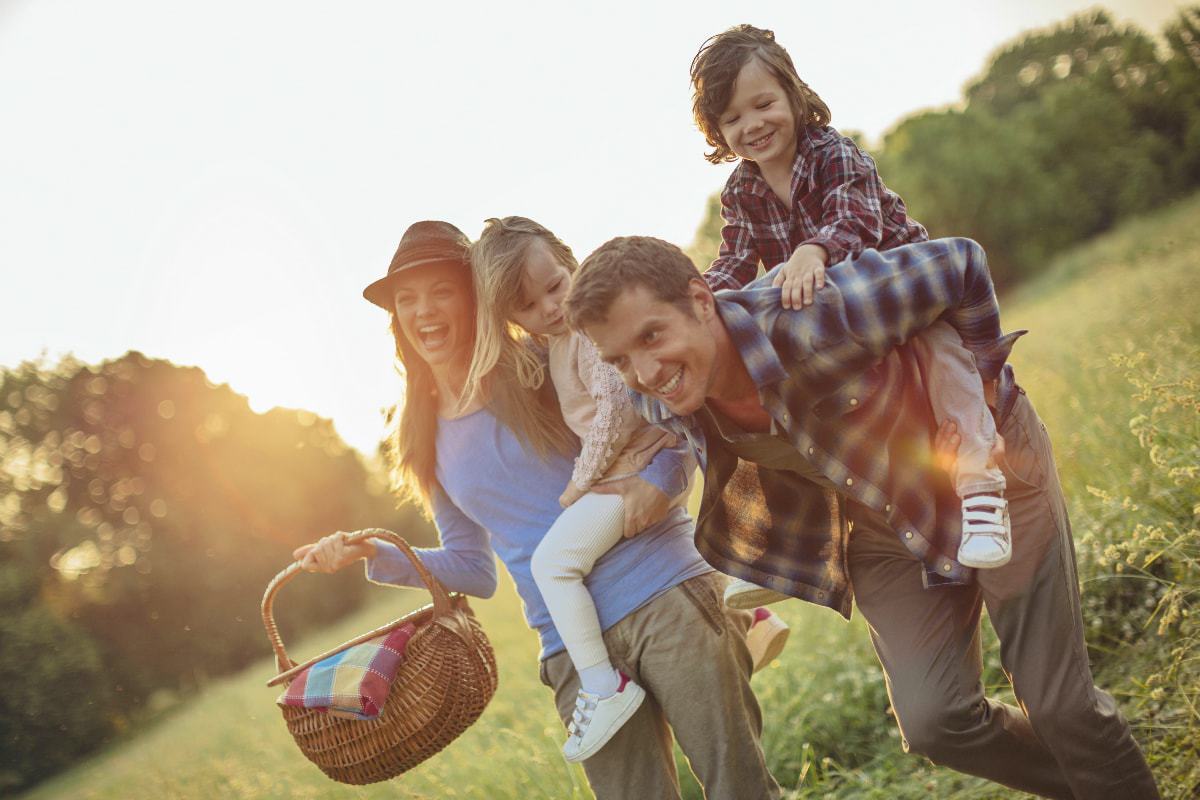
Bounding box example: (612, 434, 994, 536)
(366, 406, 711, 661)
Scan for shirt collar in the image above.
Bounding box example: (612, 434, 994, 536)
(714, 294, 788, 391)
(732, 125, 825, 196)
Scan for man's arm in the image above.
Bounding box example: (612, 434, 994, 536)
(776, 237, 1022, 391)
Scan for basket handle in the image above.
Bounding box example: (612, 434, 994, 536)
(260, 528, 453, 676)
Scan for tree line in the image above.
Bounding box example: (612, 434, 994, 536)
(690, 7, 1200, 288)
(0, 352, 429, 792)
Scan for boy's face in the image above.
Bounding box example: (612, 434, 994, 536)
(584, 280, 718, 416)
(717, 57, 797, 174)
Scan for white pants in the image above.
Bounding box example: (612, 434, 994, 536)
(530, 492, 625, 672)
(910, 322, 1006, 497)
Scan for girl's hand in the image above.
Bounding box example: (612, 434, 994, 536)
(773, 244, 828, 310)
(559, 481, 587, 508)
(591, 476, 670, 538)
(293, 531, 377, 573)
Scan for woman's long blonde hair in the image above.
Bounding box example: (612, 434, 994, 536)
(463, 216, 578, 405)
(385, 231, 575, 516)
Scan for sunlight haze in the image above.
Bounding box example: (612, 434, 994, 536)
(0, 0, 1185, 455)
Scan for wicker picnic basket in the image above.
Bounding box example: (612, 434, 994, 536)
(262, 529, 498, 785)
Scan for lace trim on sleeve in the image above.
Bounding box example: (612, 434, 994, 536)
(570, 336, 640, 489)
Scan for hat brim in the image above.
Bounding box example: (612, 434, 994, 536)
(362, 256, 468, 310)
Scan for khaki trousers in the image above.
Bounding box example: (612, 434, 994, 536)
(540, 572, 782, 800)
(848, 390, 1159, 799)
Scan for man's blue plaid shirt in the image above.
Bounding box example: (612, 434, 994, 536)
(635, 238, 1025, 617)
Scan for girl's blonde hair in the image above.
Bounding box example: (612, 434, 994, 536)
(384, 253, 574, 517)
(463, 216, 578, 405)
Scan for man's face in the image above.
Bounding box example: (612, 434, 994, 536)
(584, 280, 718, 416)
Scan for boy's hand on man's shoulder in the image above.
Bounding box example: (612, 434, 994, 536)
(774, 244, 829, 310)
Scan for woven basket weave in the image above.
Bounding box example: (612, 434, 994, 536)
(262, 529, 498, 785)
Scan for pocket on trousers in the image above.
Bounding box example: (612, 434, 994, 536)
(997, 395, 1046, 494)
(680, 574, 726, 635)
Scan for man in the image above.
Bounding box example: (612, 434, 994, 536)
(565, 235, 1158, 799)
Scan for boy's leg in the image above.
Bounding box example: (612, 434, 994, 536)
(846, 504, 1075, 799)
(530, 493, 626, 676)
(540, 650, 681, 800)
(908, 321, 1004, 496)
(977, 390, 1159, 798)
(612, 572, 782, 800)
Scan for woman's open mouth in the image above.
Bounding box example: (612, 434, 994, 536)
(417, 323, 450, 350)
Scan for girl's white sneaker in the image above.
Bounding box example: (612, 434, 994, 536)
(957, 493, 1012, 569)
(562, 673, 646, 762)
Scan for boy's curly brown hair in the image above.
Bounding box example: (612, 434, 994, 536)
(690, 24, 831, 165)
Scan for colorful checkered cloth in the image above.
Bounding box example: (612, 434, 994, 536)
(277, 623, 416, 720)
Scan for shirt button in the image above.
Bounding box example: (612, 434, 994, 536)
(885, 504, 892, 512)
(845, 478, 853, 486)
(782, 412, 790, 422)
(808, 446, 815, 455)
(943, 563, 952, 572)
(904, 531, 913, 539)
(849, 398, 858, 406)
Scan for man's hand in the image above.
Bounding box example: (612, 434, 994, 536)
(932, 421, 1005, 476)
(293, 531, 377, 573)
(590, 475, 672, 538)
(773, 243, 828, 309)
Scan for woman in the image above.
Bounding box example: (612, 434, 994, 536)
(295, 220, 781, 800)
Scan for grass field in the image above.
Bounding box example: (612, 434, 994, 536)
(18, 194, 1200, 799)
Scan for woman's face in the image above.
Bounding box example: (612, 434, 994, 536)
(391, 263, 474, 370)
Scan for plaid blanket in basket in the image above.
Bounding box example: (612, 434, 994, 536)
(277, 623, 416, 720)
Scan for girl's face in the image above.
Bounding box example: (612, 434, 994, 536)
(717, 57, 798, 175)
(391, 263, 474, 370)
(509, 240, 572, 337)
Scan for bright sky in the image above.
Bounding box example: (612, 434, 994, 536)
(0, 0, 1185, 455)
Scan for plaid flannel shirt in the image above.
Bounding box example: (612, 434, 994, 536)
(706, 125, 929, 291)
(637, 238, 1024, 617)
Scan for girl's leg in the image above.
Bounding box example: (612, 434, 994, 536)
(531, 492, 627, 692)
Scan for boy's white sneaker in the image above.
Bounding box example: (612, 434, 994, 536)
(746, 607, 790, 673)
(723, 578, 791, 610)
(957, 493, 1012, 569)
(562, 673, 645, 762)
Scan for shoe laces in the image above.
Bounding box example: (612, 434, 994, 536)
(962, 494, 1009, 539)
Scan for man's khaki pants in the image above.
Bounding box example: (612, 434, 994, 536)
(848, 390, 1160, 799)
(540, 572, 782, 800)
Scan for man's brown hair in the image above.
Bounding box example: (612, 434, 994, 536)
(691, 24, 831, 165)
(565, 236, 701, 331)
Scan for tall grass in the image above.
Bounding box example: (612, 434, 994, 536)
(15, 194, 1200, 799)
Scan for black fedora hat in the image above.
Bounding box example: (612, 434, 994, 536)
(362, 220, 471, 310)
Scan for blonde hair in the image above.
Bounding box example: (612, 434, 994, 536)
(382, 261, 575, 516)
(463, 216, 578, 404)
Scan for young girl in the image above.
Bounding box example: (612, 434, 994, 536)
(465, 217, 789, 762)
(690, 26, 1012, 603)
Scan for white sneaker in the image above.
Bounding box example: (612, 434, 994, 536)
(562, 673, 646, 762)
(723, 578, 791, 610)
(957, 493, 1012, 569)
(745, 608, 790, 673)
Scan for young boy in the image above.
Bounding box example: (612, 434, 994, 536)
(690, 25, 1011, 603)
